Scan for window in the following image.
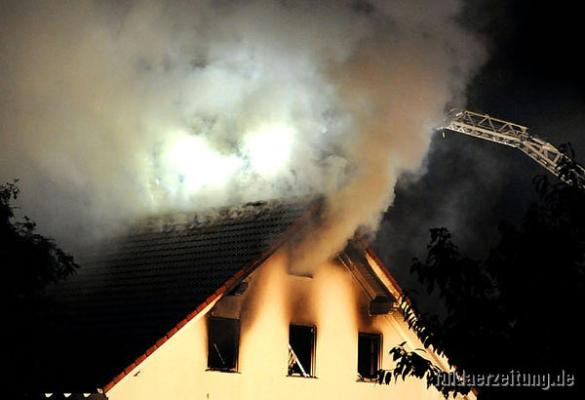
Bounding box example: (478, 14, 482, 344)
(288, 324, 316, 377)
(358, 333, 381, 380)
(207, 317, 239, 371)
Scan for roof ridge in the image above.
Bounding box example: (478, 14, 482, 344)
(127, 196, 316, 236)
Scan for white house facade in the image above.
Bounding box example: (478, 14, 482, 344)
(106, 247, 467, 400)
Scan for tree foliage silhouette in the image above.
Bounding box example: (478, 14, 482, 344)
(2, 181, 78, 394)
(380, 155, 585, 399)
(2, 181, 78, 304)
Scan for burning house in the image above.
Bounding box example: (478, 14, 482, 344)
(37, 199, 474, 399)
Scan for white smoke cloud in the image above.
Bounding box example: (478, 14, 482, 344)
(0, 0, 484, 255)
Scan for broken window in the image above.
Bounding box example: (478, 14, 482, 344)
(288, 324, 316, 377)
(207, 317, 239, 371)
(357, 332, 381, 380)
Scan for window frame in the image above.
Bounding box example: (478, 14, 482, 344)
(207, 316, 240, 373)
(288, 323, 317, 378)
(357, 332, 381, 381)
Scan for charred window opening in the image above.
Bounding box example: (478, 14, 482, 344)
(207, 317, 239, 372)
(288, 324, 316, 377)
(358, 332, 381, 380)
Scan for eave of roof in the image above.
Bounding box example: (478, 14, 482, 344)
(364, 247, 477, 400)
(35, 394, 107, 400)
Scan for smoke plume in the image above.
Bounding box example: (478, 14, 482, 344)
(0, 0, 484, 257)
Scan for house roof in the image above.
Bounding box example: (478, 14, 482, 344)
(39, 199, 316, 393)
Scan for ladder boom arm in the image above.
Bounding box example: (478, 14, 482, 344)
(441, 110, 585, 186)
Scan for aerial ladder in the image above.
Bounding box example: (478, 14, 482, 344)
(440, 110, 585, 188)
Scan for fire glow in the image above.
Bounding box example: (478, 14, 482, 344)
(160, 123, 295, 197)
(243, 124, 295, 178)
(164, 133, 242, 191)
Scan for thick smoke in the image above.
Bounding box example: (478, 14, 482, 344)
(0, 0, 484, 257)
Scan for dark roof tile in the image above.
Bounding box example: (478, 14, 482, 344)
(38, 199, 313, 392)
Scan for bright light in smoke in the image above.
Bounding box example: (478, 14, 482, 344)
(244, 124, 295, 177)
(164, 134, 242, 192)
(160, 124, 295, 197)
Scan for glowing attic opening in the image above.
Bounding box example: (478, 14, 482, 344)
(164, 133, 242, 192)
(243, 123, 295, 178)
(161, 123, 296, 196)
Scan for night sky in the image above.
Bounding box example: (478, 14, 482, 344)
(376, 0, 585, 284)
